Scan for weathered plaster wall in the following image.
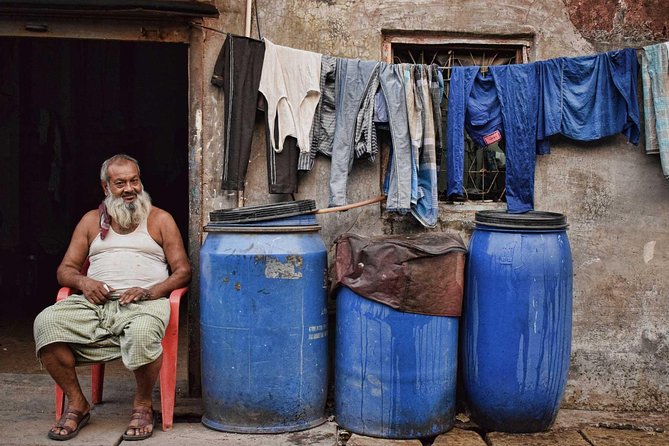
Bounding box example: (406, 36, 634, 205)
(198, 0, 669, 411)
(564, 0, 668, 49)
(536, 139, 669, 411)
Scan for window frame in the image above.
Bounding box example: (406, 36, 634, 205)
(381, 31, 534, 209)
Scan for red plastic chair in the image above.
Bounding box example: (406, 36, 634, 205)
(54, 259, 186, 431)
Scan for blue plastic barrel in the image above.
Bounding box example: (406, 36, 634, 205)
(200, 214, 328, 433)
(462, 211, 573, 432)
(335, 287, 459, 439)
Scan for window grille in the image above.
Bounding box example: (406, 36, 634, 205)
(390, 42, 527, 203)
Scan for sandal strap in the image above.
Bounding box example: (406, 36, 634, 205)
(129, 413, 151, 421)
(54, 408, 87, 431)
(127, 407, 154, 429)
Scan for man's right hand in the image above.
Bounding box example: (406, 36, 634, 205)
(81, 278, 114, 305)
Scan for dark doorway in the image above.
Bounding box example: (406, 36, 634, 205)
(0, 37, 189, 323)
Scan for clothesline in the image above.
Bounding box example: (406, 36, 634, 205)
(191, 22, 264, 41)
(210, 31, 668, 228)
(193, 21, 656, 73)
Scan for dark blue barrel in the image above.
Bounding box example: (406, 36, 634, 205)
(335, 287, 459, 438)
(462, 211, 573, 432)
(200, 214, 328, 433)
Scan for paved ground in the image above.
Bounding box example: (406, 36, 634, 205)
(2, 317, 668, 445)
(1, 372, 668, 446)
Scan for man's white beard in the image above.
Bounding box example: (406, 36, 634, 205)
(105, 189, 152, 229)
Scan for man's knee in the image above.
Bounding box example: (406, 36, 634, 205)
(38, 342, 76, 367)
(34, 305, 54, 326)
(33, 305, 60, 341)
(124, 315, 165, 344)
(121, 316, 166, 370)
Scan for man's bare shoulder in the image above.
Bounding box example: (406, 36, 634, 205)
(80, 209, 101, 227)
(148, 206, 177, 226)
(71, 209, 102, 242)
(146, 207, 181, 246)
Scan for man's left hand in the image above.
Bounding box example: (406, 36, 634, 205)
(119, 287, 154, 306)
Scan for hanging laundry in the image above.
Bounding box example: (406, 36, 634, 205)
(259, 95, 300, 194)
(445, 66, 478, 201)
(212, 37, 646, 218)
(537, 48, 640, 153)
(354, 64, 381, 161)
(379, 63, 413, 214)
(446, 63, 542, 213)
(446, 48, 640, 213)
(258, 39, 322, 157)
(465, 70, 503, 149)
(329, 59, 380, 207)
(302, 55, 338, 171)
(378, 63, 441, 227)
(490, 62, 542, 213)
(641, 46, 661, 155)
(211, 33, 265, 191)
(410, 64, 440, 227)
(402, 64, 422, 206)
(640, 42, 669, 179)
(373, 88, 389, 124)
(266, 136, 299, 193)
(429, 65, 445, 166)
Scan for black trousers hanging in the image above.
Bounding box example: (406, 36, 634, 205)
(262, 96, 299, 194)
(211, 34, 265, 191)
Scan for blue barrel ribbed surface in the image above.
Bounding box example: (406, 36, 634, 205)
(462, 211, 573, 432)
(335, 287, 458, 439)
(200, 214, 328, 433)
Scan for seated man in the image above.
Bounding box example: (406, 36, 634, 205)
(34, 154, 191, 441)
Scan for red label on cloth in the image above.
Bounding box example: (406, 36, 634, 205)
(483, 130, 502, 146)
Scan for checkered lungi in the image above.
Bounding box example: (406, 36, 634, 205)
(34, 295, 170, 371)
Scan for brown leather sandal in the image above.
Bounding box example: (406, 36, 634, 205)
(47, 408, 90, 441)
(122, 406, 155, 441)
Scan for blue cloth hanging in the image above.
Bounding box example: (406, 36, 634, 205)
(537, 48, 640, 153)
(466, 70, 504, 148)
(490, 63, 542, 213)
(445, 66, 478, 199)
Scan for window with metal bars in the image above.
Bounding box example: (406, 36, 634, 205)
(388, 39, 528, 203)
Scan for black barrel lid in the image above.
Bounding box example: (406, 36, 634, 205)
(209, 200, 317, 224)
(475, 210, 568, 230)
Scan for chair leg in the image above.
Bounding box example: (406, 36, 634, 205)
(159, 340, 177, 430)
(159, 290, 183, 431)
(55, 384, 66, 421)
(91, 363, 105, 404)
(159, 367, 176, 430)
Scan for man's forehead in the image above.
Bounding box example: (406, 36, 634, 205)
(108, 160, 139, 179)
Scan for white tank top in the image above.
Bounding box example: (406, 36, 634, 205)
(88, 218, 168, 296)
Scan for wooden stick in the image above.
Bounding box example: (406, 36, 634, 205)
(315, 195, 386, 214)
(244, 0, 253, 37)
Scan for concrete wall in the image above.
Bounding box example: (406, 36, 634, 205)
(197, 0, 669, 411)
